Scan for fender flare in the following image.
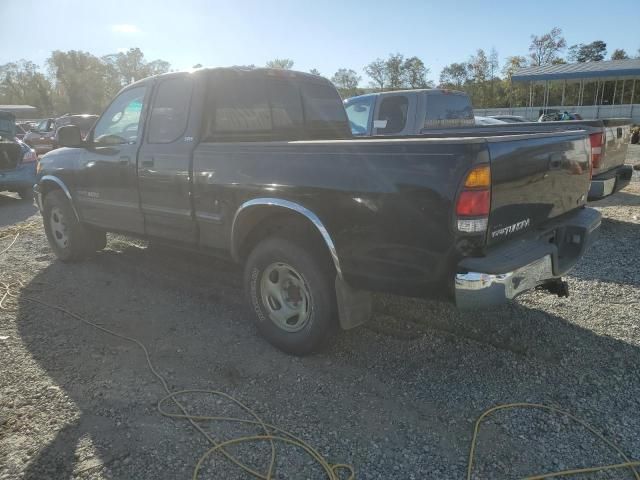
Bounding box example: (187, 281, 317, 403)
(38, 175, 80, 220)
(231, 197, 343, 280)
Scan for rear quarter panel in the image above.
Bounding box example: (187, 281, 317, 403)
(193, 138, 485, 296)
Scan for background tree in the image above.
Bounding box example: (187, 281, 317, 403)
(488, 48, 499, 106)
(568, 40, 607, 62)
(309, 68, 322, 76)
(331, 68, 361, 98)
(502, 55, 528, 107)
(385, 53, 405, 90)
(0, 60, 54, 114)
(102, 48, 171, 88)
(364, 58, 387, 90)
(403, 56, 432, 88)
(467, 49, 490, 106)
(48, 50, 118, 113)
(610, 49, 629, 60)
(529, 27, 566, 66)
(192, 63, 203, 69)
(265, 58, 294, 69)
(439, 62, 469, 89)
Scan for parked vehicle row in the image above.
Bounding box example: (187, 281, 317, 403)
(0, 111, 38, 200)
(23, 114, 98, 154)
(36, 68, 601, 355)
(344, 89, 633, 202)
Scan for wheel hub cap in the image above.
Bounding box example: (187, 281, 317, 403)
(49, 206, 69, 249)
(260, 262, 311, 332)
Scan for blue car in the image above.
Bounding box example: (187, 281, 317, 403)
(1, 111, 37, 200)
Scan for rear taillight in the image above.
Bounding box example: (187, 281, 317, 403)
(589, 132, 604, 170)
(22, 149, 37, 163)
(456, 164, 491, 233)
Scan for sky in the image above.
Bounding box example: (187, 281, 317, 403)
(1, 0, 638, 85)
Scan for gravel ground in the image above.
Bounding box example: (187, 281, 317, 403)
(1, 146, 639, 480)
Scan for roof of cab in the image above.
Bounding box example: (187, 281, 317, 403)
(127, 67, 333, 88)
(345, 88, 467, 103)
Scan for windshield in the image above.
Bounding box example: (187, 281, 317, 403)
(344, 96, 374, 135)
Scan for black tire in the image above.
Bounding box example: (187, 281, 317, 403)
(42, 190, 94, 262)
(17, 188, 34, 201)
(244, 236, 337, 355)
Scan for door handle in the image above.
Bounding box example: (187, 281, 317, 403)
(119, 156, 130, 165)
(142, 157, 154, 167)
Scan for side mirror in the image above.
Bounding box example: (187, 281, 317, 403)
(56, 125, 83, 147)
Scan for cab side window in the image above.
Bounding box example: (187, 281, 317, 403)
(147, 77, 193, 143)
(93, 86, 147, 145)
(376, 96, 408, 135)
(207, 73, 272, 142)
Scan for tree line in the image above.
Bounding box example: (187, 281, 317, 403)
(1, 29, 638, 117)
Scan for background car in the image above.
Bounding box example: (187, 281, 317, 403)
(23, 114, 98, 153)
(489, 115, 529, 123)
(474, 116, 507, 125)
(0, 111, 37, 200)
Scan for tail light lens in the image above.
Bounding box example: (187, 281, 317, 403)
(456, 164, 491, 233)
(22, 149, 37, 163)
(589, 132, 604, 170)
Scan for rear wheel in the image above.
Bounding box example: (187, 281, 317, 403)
(43, 190, 103, 261)
(244, 236, 337, 355)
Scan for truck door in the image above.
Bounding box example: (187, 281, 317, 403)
(77, 85, 149, 234)
(138, 74, 198, 243)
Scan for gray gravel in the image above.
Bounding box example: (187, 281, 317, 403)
(1, 147, 639, 479)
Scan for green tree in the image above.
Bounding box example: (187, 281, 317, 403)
(309, 68, 322, 76)
(529, 27, 566, 66)
(330, 68, 361, 98)
(265, 58, 294, 69)
(47, 50, 117, 113)
(403, 56, 432, 88)
(364, 58, 387, 90)
(610, 49, 629, 60)
(102, 48, 171, 86)
(438, 62, 469, 89)
(0, 60, 54, 114)
(568, 41, 607, 62)
(385, 53, 405, 90)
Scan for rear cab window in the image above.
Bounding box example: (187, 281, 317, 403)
(423, 92, 474, 129)
(203, 70, 350, 142)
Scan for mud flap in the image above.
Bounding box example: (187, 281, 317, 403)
(335, 276, 372, 330)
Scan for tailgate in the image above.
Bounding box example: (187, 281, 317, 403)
(597, 119, 631, 175)
(486, 131, 591, 247)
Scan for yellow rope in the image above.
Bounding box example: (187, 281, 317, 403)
(467, 403, 640, 480)
(2, 221, 639, 479)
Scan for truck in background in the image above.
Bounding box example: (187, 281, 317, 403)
(344, 89, 633, 201)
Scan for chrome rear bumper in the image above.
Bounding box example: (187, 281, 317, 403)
(455, 255, 555, 309)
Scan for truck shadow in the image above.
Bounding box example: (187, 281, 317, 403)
(14, 240, 640, 479)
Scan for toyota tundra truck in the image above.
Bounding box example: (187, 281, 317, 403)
(35, 68, 600, 355)
(345, 89, 633, 202)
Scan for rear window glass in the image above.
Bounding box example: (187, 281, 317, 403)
(268, 77, 304, 139)
(203, 71, 350, 142)
(299, 81, 350, 139)
(206, 73, 272, 141)
(424, 93, 474, 128)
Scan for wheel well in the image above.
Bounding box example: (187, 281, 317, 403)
(235, 207, 335, 272)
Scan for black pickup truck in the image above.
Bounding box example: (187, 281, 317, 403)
(35, 68, 601, 354)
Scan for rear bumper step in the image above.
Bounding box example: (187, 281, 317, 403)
(588, 164, 633, 201)
(454, 207, 600, 309)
